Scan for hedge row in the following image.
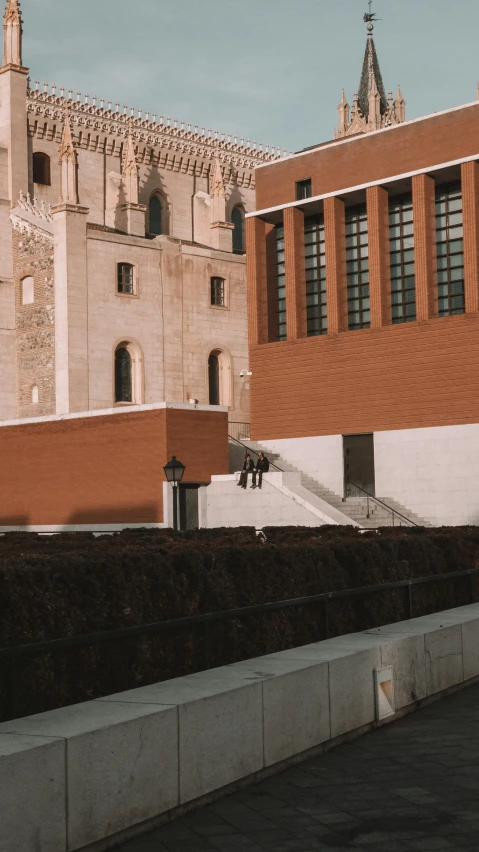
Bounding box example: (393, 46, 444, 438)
(0, 525, 478, 721)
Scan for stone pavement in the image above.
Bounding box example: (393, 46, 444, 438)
(117, 683, 479, 852)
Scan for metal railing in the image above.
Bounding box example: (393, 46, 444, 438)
(1, 568, 477, 721)
(228, 422, 251, 442)
(227, 433, 283, 472)
(346, 480, 418, 527)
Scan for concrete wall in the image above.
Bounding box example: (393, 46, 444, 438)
(201, 472, 356, 528)
(0, 403, 228, 528)
(1, 603, 479, 852)
(258, 435, 344, 496)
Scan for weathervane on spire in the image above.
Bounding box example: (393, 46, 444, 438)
(364, 1, 380, 24)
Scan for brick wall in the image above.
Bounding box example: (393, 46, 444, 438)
(250, 314, 479, 440)
(0, 407, 228, 527)
(255, 104, 479, 210)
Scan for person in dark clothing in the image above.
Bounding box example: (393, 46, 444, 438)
(238, 453, 255, 489)
(252, 452, 270, 489)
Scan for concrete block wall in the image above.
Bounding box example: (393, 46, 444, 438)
(1, 604, 479, 852)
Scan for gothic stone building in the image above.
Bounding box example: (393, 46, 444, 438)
(0, 0, 282, 423)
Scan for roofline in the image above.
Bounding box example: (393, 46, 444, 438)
(247, 151, 479, 219)
(0, 401, 228, 430)
(254, 98, 479, 171)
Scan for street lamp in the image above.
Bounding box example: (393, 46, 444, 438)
(163, 455, 186, 531)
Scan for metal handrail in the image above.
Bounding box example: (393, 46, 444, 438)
(346, 479, 419, 527)
(1, 567, 478, 720)
(227, 434, 283, 472)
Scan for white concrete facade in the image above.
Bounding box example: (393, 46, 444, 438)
(257, 423, 479, 527)
(1, 603, 479, 851)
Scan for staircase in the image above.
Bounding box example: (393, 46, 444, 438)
(229, 438, 430, 528)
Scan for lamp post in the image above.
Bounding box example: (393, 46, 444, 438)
(163, 456, 186, 531)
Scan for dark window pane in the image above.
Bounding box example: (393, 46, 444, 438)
(33, 152, 51, 186)
(115, 348, 132, 402)
(296, 179, 312, 200)
(149, 196, 163, 235)
(117, 263, 134, 294)
(211, 277, 225, 306)
(208, 353, 220, 405)
(231, 207, 245, 252)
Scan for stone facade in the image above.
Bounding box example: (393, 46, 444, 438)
(0, 0, 284, 423)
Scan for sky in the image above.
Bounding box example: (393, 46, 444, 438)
(21, 0, 479, 153)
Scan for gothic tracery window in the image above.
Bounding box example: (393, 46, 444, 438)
(115, 347, 132, 403)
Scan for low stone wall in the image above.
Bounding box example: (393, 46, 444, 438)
(1, 604, 479, 852)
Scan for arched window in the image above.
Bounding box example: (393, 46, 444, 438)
(208, 348, 232, 407)
(114, 341, 144, 405)
(33, 152, 51, 186)
(231, 206, 245, 252)
(21, 276, 34, 305)
(149, 195, 163, 236)
(115, 347, 132, 402)
(31, 385, 39, 404)
(208, 352, 220, 406)
(117, 263, 134, 295)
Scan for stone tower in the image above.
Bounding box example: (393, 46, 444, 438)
(335, 5, 406, 138)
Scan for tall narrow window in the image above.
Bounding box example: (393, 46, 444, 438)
(296, 179, 312, 200)
(211, 277, 225, 306)
(276, 224, 286, 340)
(389, 195, 416, 324)
(32, 152, 51, 186)
(208, 352, 220, 405)
(435, 183, 464, 316)
(117, 263, 134, 295)
(21, 276, 34, 305)
(345, 206, 370, 330)
(115, 347, 132, 402)
(304, 214, 327, 336)
(149, 195, 163, 235)
(231, 206, 245, 252)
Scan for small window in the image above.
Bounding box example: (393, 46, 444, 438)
(117, 263, 134, 295)
(31, 385, 39, 405)
(296, 179, 312, 201)
(231, 206, 245, 252)
(115, 347, 132, 402)
(21, 276, 34, 305)
(33, 152, 51, 186)
(208, 352, 220, 405)
(211, 277, 225, 307)
(149, 195, 163, 235)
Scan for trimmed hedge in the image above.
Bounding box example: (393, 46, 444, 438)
(0, 525, 478, 721)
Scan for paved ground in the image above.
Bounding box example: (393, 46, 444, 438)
(117, 683, 479, 852)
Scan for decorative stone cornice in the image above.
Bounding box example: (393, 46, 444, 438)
(11, 212, 54, 244)
(26, 86, 289, 179)
(17, 189, 53, 221)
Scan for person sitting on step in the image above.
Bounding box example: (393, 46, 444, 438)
(238, 453, 255, 489)
(251, 452, 270, 489)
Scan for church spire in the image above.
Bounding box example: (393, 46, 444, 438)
(358, 10, 387, 119)
(3, 0, 23, 67)
(335, 3, 406, 139)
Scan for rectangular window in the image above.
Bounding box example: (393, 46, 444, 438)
(117, 263, 134, 295)
(389, 194, 416, 324)
(346, 206, 370, 330)
(296, 179, 312, 201)
(276, 224, 287, 341)
(435, 183, 465, 317)
(304, 214, 327, 336)
(210, 276, 225, 306)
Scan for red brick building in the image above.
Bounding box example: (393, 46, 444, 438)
(245, 20, 479, 527)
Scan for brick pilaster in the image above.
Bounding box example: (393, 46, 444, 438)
(367, 185, 391, 328)
(461, 161, 479, 314)
(324, 196, 347, 334)
(284, 206, 306, 339)
(412, 173, 437, 321)
(246, 216, 270, 346)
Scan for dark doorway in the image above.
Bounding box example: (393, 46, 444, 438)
(179, 484, 200, 531)
(343, 433, 375, 497)
(208, 353, 220, 405)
